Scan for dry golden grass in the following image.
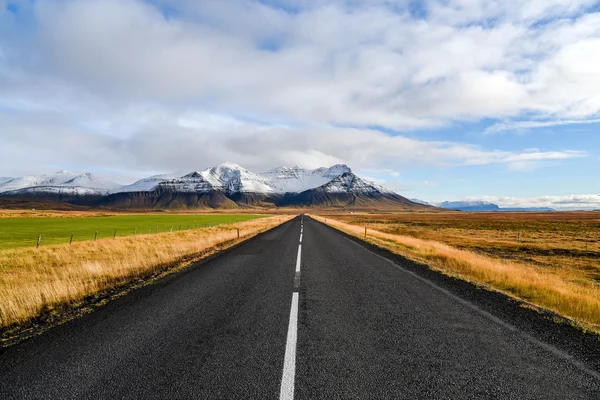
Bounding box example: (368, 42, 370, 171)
(311, 214, 600, 333)
(0, 215, 294, 328)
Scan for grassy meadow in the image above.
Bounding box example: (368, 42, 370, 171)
(0, 213, 264, 250)
(313, 212, 600, 333)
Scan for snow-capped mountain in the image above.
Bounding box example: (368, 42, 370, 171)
(260, 164, 352, 193)
(117, 163, 383, 195)
(0, 163, 431, 210)
(0, 171, 123, 195)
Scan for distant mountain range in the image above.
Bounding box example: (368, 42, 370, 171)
(0, 164, 430, 210)
(411, 199, 554, 212)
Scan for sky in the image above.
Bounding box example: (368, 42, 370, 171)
(1, 0, 600, 209)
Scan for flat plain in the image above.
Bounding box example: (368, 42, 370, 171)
(314, 211, 600, 333)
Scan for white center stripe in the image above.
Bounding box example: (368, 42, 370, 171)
(295, 245, 302, 272)
(299, 233, 303, 243)
(280, 292, 299, 400)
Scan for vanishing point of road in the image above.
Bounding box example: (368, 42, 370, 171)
(1, 216, 599, 399)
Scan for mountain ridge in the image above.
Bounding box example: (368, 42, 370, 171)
(0, 163, 429, 210)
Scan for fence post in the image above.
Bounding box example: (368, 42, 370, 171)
(114, 229, 117, 239)
(69, 233, 74, 245)
(36, 235, 41, 248)
(237, 228, 240, 239)
(94, 231, 98, 242)
(364, 227, 367, 238)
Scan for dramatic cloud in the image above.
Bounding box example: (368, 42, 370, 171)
(0, 0, 596, 183)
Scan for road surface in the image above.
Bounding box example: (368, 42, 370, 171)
(1, 216, 599, 399)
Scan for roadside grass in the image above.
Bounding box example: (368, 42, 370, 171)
(0, 214, 264, 250)
(311, 214, 600, 333)
(0, 215, 294, 330)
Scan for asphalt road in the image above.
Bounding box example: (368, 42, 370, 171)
(1, 216, 599, 399)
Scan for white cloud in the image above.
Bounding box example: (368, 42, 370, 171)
(0, 0, 595, 179)
(0, 0, 595, 128)
(486, 118, 600, 134)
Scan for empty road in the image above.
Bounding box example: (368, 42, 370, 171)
(1, 216, 599, 399)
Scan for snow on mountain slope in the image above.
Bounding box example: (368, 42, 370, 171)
(2, 163, 401, 199)
(314, 171, 396, 195)
(115, 172, 186, 193)
(7, 186, 108, 196)
(410, 198, 431, 206)
(259, 164, 352, 193)
(0, 170, 77, 193)
(0, 171, 123, 195)
(119, 164, 275, 194)
(116, 163, 355, 195)
(63, 173, 122, 191)
(201, 163, 275, 193)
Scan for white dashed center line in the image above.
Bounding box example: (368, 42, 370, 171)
(280, 216, 304, 400)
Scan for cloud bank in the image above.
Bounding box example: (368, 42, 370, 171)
(0, 0, 596, 182)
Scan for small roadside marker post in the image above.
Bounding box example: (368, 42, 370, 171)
(94, 231, 98, 242)
(237, 228, 240, 239)
(114, 229, 117, 239)
(69, 233, 74, 245)
(36, 235, 41, 248)
(134, 227, 137, 236)
(364, 227, 367, 238)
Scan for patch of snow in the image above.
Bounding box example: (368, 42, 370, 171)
(259, 164, 352, 193)
(114, 172, 185, 193)
(410, 198, 430, 205)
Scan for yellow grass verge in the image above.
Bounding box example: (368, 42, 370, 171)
(311, 215, 600, 333)
(0, 215, 295, 328)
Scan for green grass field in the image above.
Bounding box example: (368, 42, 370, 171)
(0, 214, 264, 250)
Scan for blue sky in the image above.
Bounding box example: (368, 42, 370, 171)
(1, 0, 600, 209)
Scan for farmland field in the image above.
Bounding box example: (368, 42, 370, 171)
(0, 214, 265, 250)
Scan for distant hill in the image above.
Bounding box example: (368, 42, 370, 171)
(437, 201, 501, 212)
(432, 200, 554, 212)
